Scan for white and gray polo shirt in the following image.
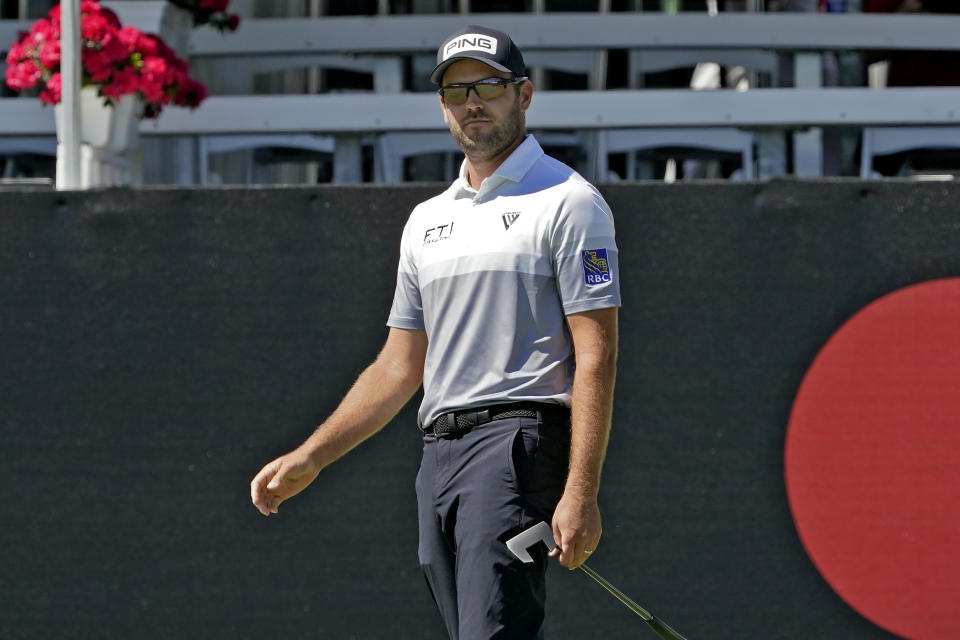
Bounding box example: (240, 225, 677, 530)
(387, 135, 621, 428)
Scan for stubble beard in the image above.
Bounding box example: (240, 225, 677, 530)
(449, 98, 525, 162)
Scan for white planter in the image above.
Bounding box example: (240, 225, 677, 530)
(55, 87, 143, 187)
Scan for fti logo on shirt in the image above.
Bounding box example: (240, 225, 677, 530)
(424, 222, 455, 245)
(581, 249, 611, 286)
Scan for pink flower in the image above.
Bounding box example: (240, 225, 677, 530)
(39, 72, 61, 105)
(225, 14, 241, 31)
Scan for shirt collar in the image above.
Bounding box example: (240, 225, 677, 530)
(452, 134, 543, 200)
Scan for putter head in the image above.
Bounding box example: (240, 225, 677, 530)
(506, 521, 556, 563)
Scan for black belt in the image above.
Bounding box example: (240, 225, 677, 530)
(422, 402, 570, 439)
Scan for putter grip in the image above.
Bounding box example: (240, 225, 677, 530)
(647, 615, 688, 640)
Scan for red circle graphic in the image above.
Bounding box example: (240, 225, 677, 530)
(785, 277, 960, 640)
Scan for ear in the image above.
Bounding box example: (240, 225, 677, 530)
(439, 94, 451, 125)
(518, 80, 534, 112)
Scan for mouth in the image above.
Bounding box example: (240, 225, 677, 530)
(462, 118, 491, 128)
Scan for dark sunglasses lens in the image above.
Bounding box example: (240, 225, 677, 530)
(443, 87, 469, 104)
(474, 83, 506, 100)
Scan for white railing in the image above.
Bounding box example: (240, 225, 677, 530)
(187, 13, 960, 55)
(6, 87, 959, 131)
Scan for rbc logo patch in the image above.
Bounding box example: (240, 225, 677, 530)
(582, 249, 611, 286)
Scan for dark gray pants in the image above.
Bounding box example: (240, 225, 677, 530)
(416, 415, 571, 640)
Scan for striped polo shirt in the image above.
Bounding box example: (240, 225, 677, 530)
(387, 135, 621, 428)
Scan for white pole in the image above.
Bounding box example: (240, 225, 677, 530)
(58, 0, 82, 190)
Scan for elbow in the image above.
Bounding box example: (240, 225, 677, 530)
(575, 345, 618, 378)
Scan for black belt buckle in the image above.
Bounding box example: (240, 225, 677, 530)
(433, 412, 455, 438)
(432, 407, 491, 438)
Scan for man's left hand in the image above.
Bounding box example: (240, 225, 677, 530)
(549, 492, 602, 569)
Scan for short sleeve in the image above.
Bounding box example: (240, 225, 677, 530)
(551, 184, 621, 315)
(386, 215, 425, 330)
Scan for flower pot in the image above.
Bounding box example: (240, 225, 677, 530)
(54, 86, 143, 187)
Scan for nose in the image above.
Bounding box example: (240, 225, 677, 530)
(463, 86, 485, 108)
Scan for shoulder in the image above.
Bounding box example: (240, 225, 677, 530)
(405, 184, 457, 225)
(528, 154, 609, 211)
(417, 183, 458, 212)
(527, 159, 612, 230)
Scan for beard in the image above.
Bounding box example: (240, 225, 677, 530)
(448, 97, 526, 161)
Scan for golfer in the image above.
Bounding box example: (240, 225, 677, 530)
(251, 24, 620, 640)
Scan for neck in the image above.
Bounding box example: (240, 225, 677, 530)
(463, 134, 525, 190)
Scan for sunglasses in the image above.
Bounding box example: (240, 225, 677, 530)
(438, 76, 528, 105)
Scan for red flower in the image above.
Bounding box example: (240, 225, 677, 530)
(4, 0, 208, 117)
(5, 60, 42, 91)
(129, 30, 158, 56)
(5, 41, 25, 65)
(198, 0, 230, 10)
(29, 17, 56, 41)
(81, 1, 104, 14)
(101, 31, 131, 61)
(39, 72, 61, 105)
(169, 0, 239, 32)
(141, 56, 169, 87)
(102, 67, 139, 98)
(38, 39, 61, 70)
(175, 77, 208, 108)
(81, 47, 114, 83)
(97, 7, 121, 27)
(80, 12, 110, 41)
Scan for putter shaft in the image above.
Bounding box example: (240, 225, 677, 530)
(579, 562, 653, 621)
(504, 523, 688, 640)
(578, 562, 689, 640)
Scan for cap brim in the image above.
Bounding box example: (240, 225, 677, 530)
(430, 55, 513, 85)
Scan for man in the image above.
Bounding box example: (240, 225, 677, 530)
(251, 25, 620, 640)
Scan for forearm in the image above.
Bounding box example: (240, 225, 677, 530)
(565, 344, 617, 500)
(301, 334, 425, 469)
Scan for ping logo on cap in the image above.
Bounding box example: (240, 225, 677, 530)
(443, 34, 498, 61)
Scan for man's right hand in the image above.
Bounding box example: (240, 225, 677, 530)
(250, 448, 320, 516)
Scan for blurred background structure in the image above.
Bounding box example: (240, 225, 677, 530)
(2, 0, 960, 187)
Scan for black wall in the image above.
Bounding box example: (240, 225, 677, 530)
(2, 180, 958, 639)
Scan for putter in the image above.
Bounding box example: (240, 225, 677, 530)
(506, 522, 689, 640)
